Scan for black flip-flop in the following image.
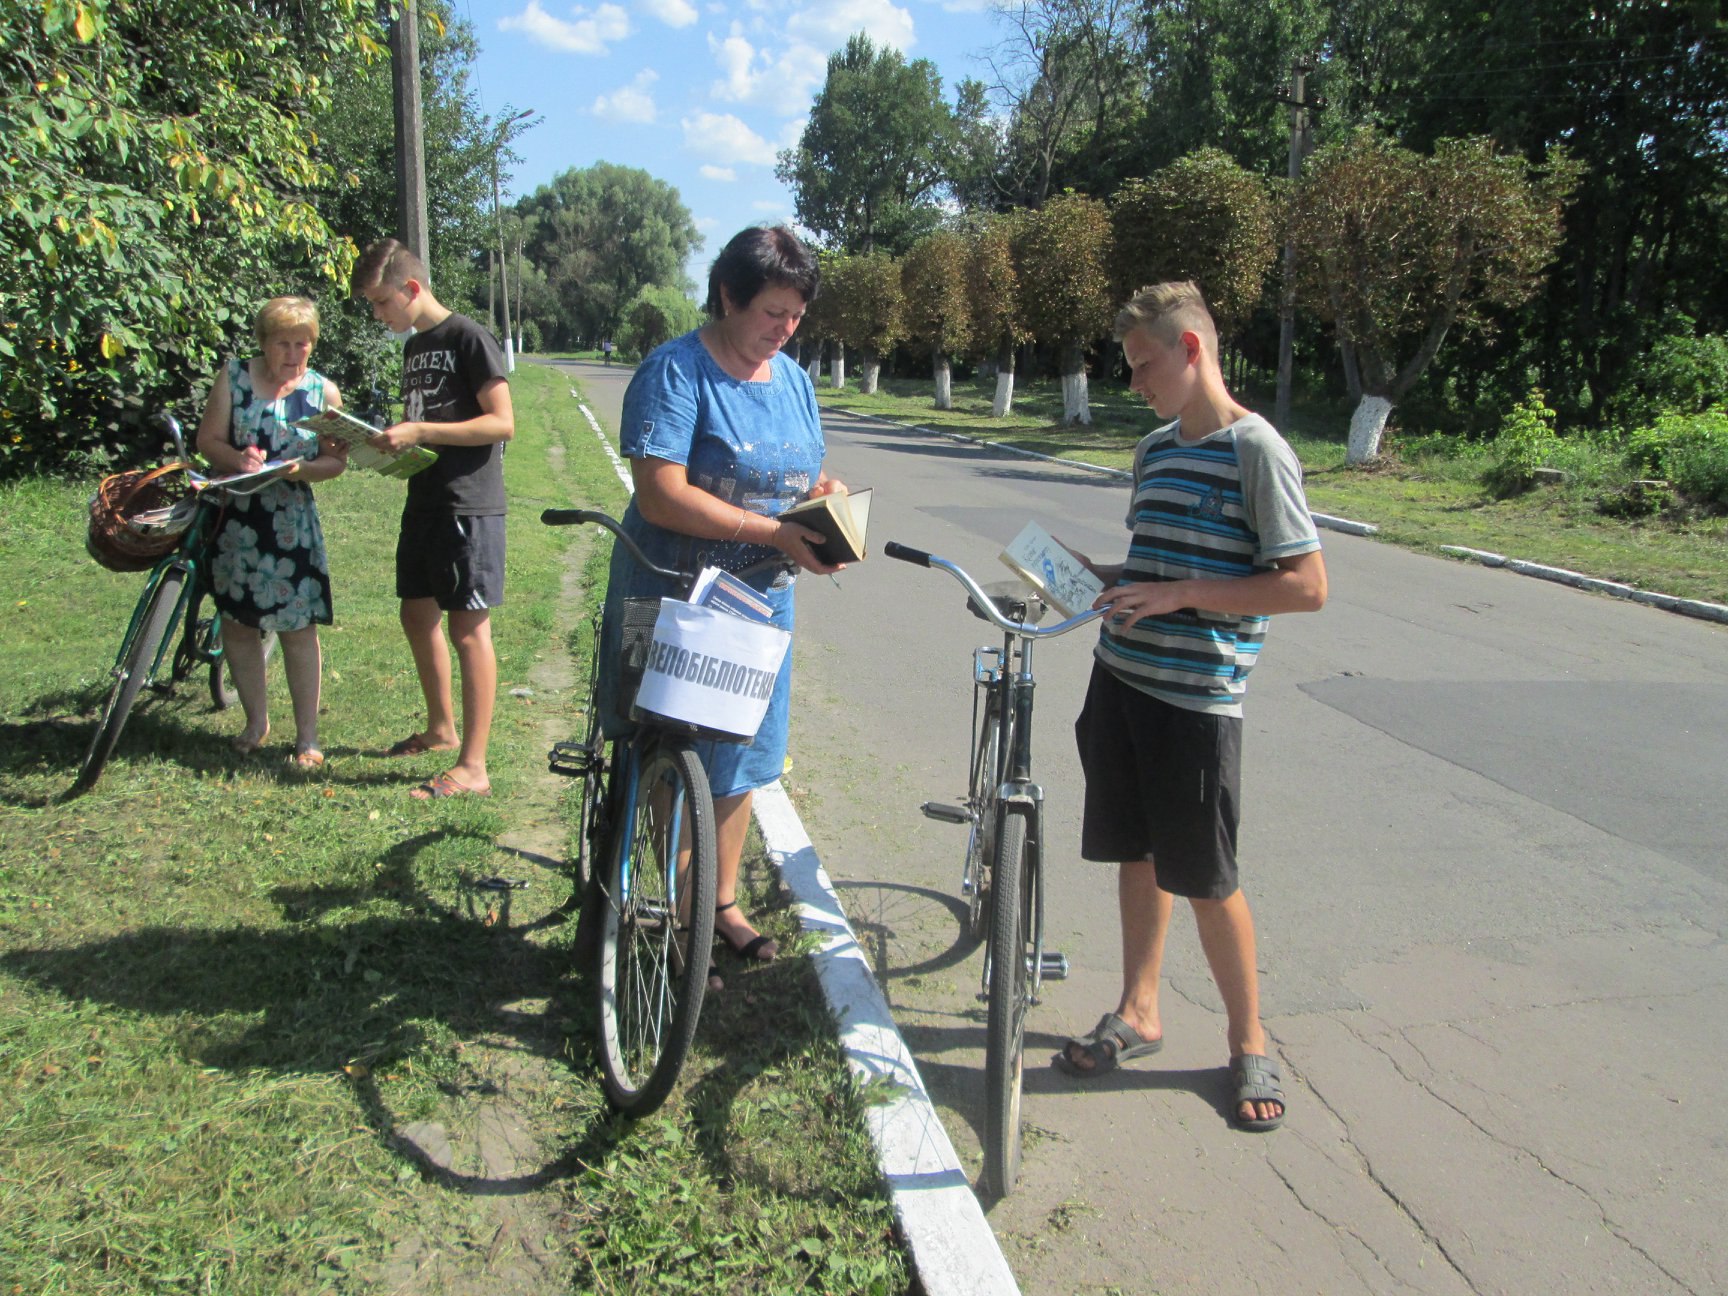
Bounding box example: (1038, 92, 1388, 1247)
(1051, 1011, 1164, 1078)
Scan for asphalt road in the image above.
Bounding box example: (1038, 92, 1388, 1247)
(548, 360, 1728, 1295)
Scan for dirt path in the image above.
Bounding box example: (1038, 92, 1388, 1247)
(361, 405, 595, 1295)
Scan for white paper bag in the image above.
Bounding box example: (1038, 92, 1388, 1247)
(632, 599, 792, 738)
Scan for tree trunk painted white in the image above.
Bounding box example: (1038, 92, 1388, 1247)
(806, 344, 822, 384)
(1061, 370, 1092, 423)
(992, 371, 1015, 417)
(830, 342, 845, 390)
(1346, 394, 1394, 463)
(932, 353, 952, 409)
(860, 354, 881, 395)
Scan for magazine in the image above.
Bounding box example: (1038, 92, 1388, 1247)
(291, 407, 438, 480)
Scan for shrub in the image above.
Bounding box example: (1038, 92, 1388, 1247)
(1483, 388, 1559, 495)
(1659, 408, 1728, 509)
(1608, 318, 1728, 428)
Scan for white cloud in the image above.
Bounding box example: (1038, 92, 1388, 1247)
(681, 111, 780, 167)
(708, 31, 758, 101)
(787, 0, 916, 53)
(699, 164, 738, 181)
(640, 0, 699, 25)
(592, 69, 659, 123)
(498, 1, 630, 55)
(708, 25, 829, 105)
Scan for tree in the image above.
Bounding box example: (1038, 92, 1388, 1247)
(618, 284, 702, 360)
(1109, 148, 1277, 333)
(0, 0, 395, 473)
(307, 2, 500, 412)
(899, 230, 974, 409)
(1012, 193, 1115, 423)
(1291, 128, 1578, 462)
(982, 0, 1141, 208)
(965, 212, 1033, 417)
(515, 163, 698, 349)
(774, 34, 956, 254)
(823, 253, 905, 395)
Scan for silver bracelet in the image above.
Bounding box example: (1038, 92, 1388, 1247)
(729, 509, 749, 542)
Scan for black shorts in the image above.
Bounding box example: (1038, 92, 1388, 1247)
(1074, 662, 1242, 899)
(396, 512, 506, 611)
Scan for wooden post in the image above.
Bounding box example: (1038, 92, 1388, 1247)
(388, 0, 429, 263)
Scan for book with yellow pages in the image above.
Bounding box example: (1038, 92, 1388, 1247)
(291, 407, 438, 480)
(779, 487, 872, 564)
(999, 520, 1104, 619)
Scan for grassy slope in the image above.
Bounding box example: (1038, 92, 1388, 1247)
(0, 363, 906, 1295)
(820, 374, 1728, 607)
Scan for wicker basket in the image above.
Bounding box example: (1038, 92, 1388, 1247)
(86, 463, 194, 573)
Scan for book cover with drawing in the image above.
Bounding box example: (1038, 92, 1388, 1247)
(688, 566, 774, 623)
(291, 408, 439, 480)
(779, 487, 871, 564)
(999, 520, 1105, 618)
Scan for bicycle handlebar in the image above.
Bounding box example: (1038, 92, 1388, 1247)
(541, 506, 692, 586)
(886, 540, 1109, 638)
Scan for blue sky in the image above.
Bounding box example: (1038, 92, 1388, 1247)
(452, 0, 1006, 287)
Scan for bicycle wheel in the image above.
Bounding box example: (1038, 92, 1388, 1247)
(982, 802, 1033, 1199)
(961, 687, 1004, 945)
(594, 737, 718, 1116)
(74, 566, 185, 793)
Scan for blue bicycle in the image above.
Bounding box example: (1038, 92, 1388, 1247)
(542, 507, 723, 1116)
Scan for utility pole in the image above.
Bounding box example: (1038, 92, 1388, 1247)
(1274, 61, 1323, 432)
(489, 108, 534, 372)
(387, 0, 429, 263)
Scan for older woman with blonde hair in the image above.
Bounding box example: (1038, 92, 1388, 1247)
(196, 296, 349, 766)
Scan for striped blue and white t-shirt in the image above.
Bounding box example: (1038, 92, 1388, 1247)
(1095, 413, 1320, 717)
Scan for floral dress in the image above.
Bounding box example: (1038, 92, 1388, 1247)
(209, 358, 333, 632)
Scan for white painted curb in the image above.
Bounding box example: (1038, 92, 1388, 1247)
(565, 382, 1018, 1291)
(1441, 545, 1728, 625)
(754, 782, 1022, 1296)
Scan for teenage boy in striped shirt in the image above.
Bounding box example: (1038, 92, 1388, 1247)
(1053, 281, 1327, 1133)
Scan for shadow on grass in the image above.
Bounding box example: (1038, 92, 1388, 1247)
(0, 827, 613, 1199)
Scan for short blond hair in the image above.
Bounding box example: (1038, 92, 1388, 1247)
(255, 296, 320, 349)
(1113, 281, 1216, 351)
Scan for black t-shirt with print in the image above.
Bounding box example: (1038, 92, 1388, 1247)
(400, 312, 509, 516)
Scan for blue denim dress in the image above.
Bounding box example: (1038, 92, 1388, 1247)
(597, 330, 825, 797)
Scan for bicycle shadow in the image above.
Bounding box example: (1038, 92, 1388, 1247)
(0, 827, 616, 1198)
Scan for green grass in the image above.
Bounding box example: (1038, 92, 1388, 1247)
(818, 372, 1728, 607)
(0, 362, 908, 1295)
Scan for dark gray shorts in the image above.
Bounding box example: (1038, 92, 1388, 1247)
(396, 512, 506, 611)
(1074, 662, 1242, 899)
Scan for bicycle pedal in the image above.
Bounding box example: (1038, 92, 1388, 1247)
(1039, 951, 1070, 980)
(547, 741, 596, 777)
(920, 801, 972, 825)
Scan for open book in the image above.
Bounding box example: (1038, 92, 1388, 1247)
(779, 487, 872, 565)
(291, 407, 438, 480)
(999, 520, 1105, 619)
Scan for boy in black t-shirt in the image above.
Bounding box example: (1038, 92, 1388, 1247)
(351, 238, 514, 799)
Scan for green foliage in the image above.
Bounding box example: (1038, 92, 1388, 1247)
(899, 229, 973, 357)
(619, 283, 703, 360)
(1628, 407, 1728, 510)
(0, 0, 396, 474)
(515, 163, 699, 349)
(775, 33, 957, 254)
(824, 252, 905, 358)
(1484, 387, 1559, 494)
(1109, 148, 1277, 331)
(1292, 129, 1578, 400)
(963, 211, 1030, 365)
(1606, 320, 1728, 431)
(1012, 192, 1115, 350)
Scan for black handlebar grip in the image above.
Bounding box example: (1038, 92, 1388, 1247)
(541, 508, 602, 527)
(884, 541, 932, 567)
